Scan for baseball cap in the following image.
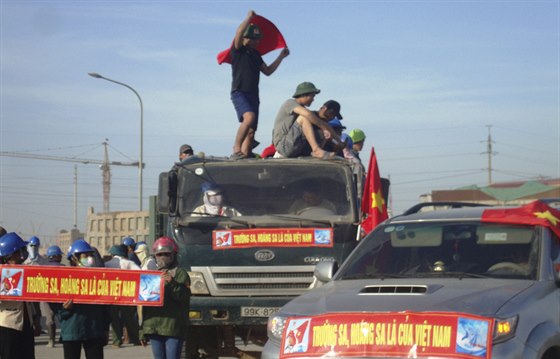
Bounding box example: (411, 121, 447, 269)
(243, 23, 263, 39)
(323, 100, 343, 119)
(292, 82, 321, 98)
(349, 129, 366, 143)
(328, 118, 346, 130)
(179, 144, 193, 155)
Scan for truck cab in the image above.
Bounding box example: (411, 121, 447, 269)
(157, 155, 369, 357)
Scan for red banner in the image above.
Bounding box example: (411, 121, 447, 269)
(212, 228, 333, 250)
(217, 15, 287, 65)
(0, 265, 164, 306)
(280, 312, 493, 359)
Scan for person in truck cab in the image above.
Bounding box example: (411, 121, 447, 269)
(289, 185, 336, 215)
(191, 183, 242, 217)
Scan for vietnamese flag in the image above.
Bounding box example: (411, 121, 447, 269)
(360, 147, 388, 235)
(217, 15, 287, 65)
(481, 200, 560, 239)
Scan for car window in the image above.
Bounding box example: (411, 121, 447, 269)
(340, 222, 539, 280)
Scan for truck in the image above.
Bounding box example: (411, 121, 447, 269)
(154, 155, 386, 358)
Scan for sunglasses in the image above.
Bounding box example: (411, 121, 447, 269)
(156, 253, 172, 257)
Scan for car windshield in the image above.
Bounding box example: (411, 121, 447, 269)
(340, 222, 539, 280)
(177, 161, 355, 219)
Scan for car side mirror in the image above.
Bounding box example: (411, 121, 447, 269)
(314, 261, 338, 283)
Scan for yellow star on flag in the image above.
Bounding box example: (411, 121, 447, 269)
(371, 190, 385, 213)
(534, 210, 559, 227)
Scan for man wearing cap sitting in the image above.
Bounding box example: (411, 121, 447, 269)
(230, 10, 290, 160)
(272, 83, 343, 159)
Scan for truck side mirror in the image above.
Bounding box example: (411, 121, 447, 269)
(158, 172, 170, 214)
(314, 261, 338, 283)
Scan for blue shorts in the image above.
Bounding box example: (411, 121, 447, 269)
(231, 90, 259, 130)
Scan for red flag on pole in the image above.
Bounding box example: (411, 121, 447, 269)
(481, 200, 560, 239)
(360, 147, 388, 235)
(217, 15, 287, 65)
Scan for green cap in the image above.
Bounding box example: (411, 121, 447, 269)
(349, 129, 366, 143)
(243, 23, 263, 39)
(292, 82, 321, 98)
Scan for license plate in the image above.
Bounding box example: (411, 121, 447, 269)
(240, 306, 280, 317)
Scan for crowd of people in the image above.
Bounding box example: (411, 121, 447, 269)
(0, 227, 190, 359)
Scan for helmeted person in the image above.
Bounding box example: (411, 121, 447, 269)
(140, 237, 190, 359)
(122, 236, 141, 267)
(50, 239, 110, 359)
(134, 242, 157, 270)
(348, 128, 366, 160)
(105, 244, 141, 348)
(43, 245, 65, 348)
(23, 235, 48, 265)
(191, 183, 242, 216)
(0, 232, 41, 359)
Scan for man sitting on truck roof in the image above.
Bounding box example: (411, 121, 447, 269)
(191, 183, 242, 217)
(272, 82, 342, 159)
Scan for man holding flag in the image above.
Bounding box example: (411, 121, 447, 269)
(222, 10, 290, 159)
(360, 147, 389, 236)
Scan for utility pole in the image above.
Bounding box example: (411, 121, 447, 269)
(483, 125, 497, 185)
(74, 165, 78, 228)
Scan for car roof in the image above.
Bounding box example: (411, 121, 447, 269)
(387, 202, 496, 224)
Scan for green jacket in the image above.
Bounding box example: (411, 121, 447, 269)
(141, 266, 190, 339)
(52, 303, 110, 342)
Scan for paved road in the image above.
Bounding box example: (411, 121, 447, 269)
(34, 331, 262, 359)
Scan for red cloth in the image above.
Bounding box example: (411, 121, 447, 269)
(217, 15, 287, 65)
(360, 147, 388, 235)
(481, 200, 560, 239)
(261, 144, 276, 158)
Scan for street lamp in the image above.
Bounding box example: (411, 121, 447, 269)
(88, 72, 144, 211)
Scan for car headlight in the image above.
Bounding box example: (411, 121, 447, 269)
(268, 313, 288, 342)
(493, 315, 518, 344)
(187, 271, 209, 295)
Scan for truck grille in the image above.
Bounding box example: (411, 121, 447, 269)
(191, 266, 316, 296)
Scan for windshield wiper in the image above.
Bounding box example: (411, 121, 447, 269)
(181, 212, 251, 227)
(413, 272, 490, 279)
(268, 214, 334, 226)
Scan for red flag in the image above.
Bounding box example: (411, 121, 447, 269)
(481, 200, 560, 239)
(360, 147, 388, 235)
(217, 15, 287, 65)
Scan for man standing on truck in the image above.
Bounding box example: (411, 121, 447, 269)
(230, 10, 290, 160)
(272, 82, 342, 159)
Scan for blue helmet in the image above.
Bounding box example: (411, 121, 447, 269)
(122, 237, 135, 247)
(201, 182, 222, 193)
(67, 239, 94, 260)
(29, 236, 41, 246)
(0, 232, 28, 257)
(46, 245, 63, 257)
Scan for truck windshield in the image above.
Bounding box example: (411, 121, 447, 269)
(339, 222, 540, 280)
(177, 161, 355, 219)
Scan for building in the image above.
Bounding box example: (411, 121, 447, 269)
(85, 207, 150, 255)
(422, 178, 560, 206)
(56, 228, 84, 252)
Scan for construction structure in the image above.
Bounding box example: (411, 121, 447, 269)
(0, 141, 140, 218)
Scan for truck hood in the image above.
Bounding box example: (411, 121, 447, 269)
(280, 278, 535, 317)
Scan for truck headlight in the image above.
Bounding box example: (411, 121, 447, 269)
(267, 314, 288, 342)
(188, 271, 209, 295)
(493, 315, 518, 344)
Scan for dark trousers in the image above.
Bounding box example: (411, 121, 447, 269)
(0, 323, 35, 359)
(110, 305, 140, 345)
(62, 337, 105, 359)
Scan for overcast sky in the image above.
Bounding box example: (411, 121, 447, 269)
(1, 1, 559, 242)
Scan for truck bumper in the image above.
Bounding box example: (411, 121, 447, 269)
(189, 296, 294, 326)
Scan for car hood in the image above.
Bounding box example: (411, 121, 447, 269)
(281, 278, 535, 317)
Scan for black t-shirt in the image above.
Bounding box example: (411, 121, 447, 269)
(231, 45, 264, 94)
